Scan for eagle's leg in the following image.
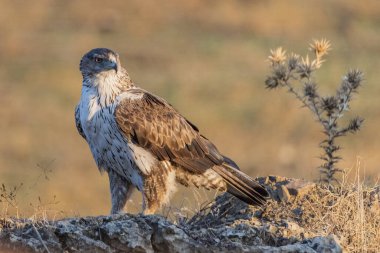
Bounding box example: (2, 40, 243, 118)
(108, 170, 134, 214)
(142, 165, 175, 215)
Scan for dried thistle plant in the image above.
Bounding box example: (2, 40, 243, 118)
(265, 39, 364, 185)
(0, 183, 23, 217)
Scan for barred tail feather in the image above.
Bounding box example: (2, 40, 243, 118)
(212, 162, 269, 206)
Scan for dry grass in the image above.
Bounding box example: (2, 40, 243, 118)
(183, 163, 379, 252)
(262, 167, 380, 252)
(0, 183, 64, 226)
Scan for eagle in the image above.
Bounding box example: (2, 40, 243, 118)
(75, 48, 269, 214)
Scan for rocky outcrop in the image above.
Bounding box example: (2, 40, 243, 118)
(0, 214, 342, 253)
(0, 177, 344, 253)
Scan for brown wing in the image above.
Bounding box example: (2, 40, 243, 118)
(114, 88, 224, 174)
(115, 88, 269, 206)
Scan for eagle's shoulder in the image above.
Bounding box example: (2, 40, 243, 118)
(114, 88, 197, 145)
(116, 88, 167, 108)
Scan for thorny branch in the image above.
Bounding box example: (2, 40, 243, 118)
(265, 40, 363, 185)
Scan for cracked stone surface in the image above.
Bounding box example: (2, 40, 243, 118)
(0, 177, 343, 253)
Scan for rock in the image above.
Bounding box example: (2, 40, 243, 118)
(0, 177, 344, 253)
(0, 212, 344, 253)
(278, 185, 291, 202)
(262, 176, 315, 200)
(285, 179, 315, 198)
(243, 235, 343, 253)
(268, 175, 288, 183)
(306, 235, 343, 253)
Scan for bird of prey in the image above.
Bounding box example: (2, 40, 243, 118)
(75, 48, 269, 214)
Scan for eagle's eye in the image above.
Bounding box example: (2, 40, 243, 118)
(93, 57, 104, 63)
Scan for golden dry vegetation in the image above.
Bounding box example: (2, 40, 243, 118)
(0, 0, 380, 216)
(262, 169, 380, 252)
(187, 168, 380, 252)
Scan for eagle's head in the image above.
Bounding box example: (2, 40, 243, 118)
(80, 48, 120, 77)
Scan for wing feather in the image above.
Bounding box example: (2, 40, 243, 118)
(114, 89, 223, 174)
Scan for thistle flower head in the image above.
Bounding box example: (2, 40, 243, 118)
(347, 117, 364, 133)
(268, 47, 286, 65)
(310, 39, 331, 58)
(321, 96, 339, 114)
(288, 53, 300, 70)
(344, 69, 364, 90)
(297, 55, 316, 78)
(273, 64, 287, 81)
(265, 76, 279, 89)
(303, 81, 318, 98)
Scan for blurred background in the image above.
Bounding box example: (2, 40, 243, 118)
(0, 0, 379, 217)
